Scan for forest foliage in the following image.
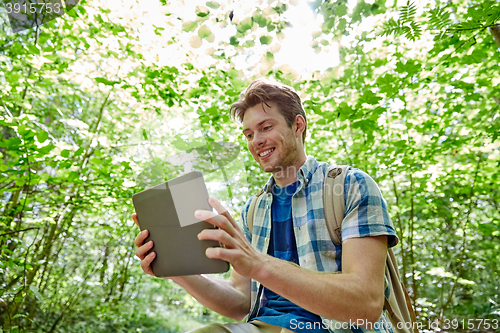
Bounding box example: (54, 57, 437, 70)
(0, 0, 499, 332)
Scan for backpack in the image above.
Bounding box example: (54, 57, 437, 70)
(246, 165, 418, 333)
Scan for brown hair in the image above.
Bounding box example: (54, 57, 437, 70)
(230, 79, 307, 143)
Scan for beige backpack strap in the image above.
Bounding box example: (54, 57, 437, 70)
(384, 248, 419, 333)
(246, 187, 265, 234)
(246, 187, 266, 320)
(323, 165, 351, 247)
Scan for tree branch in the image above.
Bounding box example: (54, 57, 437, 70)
(0, 227, 40, 237)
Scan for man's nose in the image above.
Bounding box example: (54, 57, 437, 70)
(252, 132, 265, 147)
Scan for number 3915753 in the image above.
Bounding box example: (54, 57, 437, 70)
(443, 318, 499, 330)
(4, 2, 62, 15)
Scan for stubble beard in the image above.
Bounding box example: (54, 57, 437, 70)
(260, 132, 300, 177)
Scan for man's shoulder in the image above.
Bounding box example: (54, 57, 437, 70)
(317, 164, 381, 202)
(344, 167, 376, 184)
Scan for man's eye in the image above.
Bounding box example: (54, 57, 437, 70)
(264, 126, 271, 130)
(246, 134, 253, 139)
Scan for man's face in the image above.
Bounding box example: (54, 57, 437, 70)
(242, 102, 301, 174)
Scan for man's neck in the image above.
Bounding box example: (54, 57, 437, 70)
(272, 155, 307, 188)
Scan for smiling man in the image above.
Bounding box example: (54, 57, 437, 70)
(133, 79, 398, 333)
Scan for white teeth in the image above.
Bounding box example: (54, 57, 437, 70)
(259, 149, 274, 157)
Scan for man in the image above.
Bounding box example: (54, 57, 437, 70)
(133, 79, 398, 333)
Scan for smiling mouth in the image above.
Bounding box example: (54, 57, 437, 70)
(259, 148, 275, 158)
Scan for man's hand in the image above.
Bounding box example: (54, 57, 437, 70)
(132, 213, 158, 277)
(196, 197, 266, 279)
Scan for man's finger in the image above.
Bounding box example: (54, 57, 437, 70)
(208, 197, 238, 227)
(198, 229, 235, 248)
(135, 240, 153, 260)
(205, 246, 239, 263)
(196, 209, 236, 236)
(141, 252, 156, 276)
(132, 213, 140, 228)
(134, 229, 149, 248)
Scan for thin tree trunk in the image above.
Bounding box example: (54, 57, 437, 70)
(100, 245, 110, 283)
(117, 256, 131, 302)
(38, 232, 69, 295)
(439, 153, 482, 320)
(409, 174, 417, 305)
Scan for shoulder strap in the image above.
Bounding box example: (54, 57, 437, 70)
(385, 248, 419, 332)
(246, 188, 264, 234)
(323, 165, 351, 246)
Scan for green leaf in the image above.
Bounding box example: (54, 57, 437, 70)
(28, 44, 41, 55)
(376, 74, 396, 95)
(252, 13, 268, 27)
(428, 7, 451, 30)
(68, 171, 79, 181)
(44, 54, 58, 62)
(337, 102, 353, 121)
(90, 158, 102, 165)
(13, 313, 29, 319)
(229, 36, 239, 46)
(95, 77, 120, 86)
(393, 140, 407, 148)
(36, 131, 49, 143)
(336, 4, 347, 16)
(243, 40, 256, 47)
(400, 0, 417, 23)
(360, 90, 382, 105)
(4, 137, 22, 149)
(379, 18, 403, 38)
(267, 22, 276, 32)
(323, 17, 336, 31)
(74, 147, 84, 156)
(237, 17, 253, 33)
(61, 149, 71, 158)
(182, 21, 198, 32)
(395, 60, 421, 76)
(38, 144, 55, 155)
(18, 125, 33, 136)
(205, 1, 219, 9)
(30, 285, 43, 300)
(404, 21, 422, 41)
(337, 18, 347, 31)
(198, 25, 211, 39)
(260, 35, 273, 45)
(195, 6, 209, 17)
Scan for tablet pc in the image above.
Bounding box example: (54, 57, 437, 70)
(132, 170, 229, 277)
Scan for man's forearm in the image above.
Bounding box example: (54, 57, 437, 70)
(171, 274, 250, 321)
(254, 257, 383, 326)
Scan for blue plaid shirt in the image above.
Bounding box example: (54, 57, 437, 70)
(239, 156, 398, 333)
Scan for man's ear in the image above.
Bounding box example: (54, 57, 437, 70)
(294, 115, 306, 139)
